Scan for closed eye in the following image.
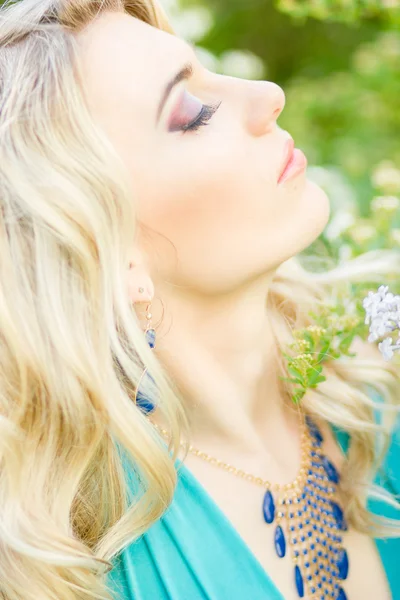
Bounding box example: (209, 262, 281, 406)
(168, 88, 222, 134)
(180, 102, 222, 133)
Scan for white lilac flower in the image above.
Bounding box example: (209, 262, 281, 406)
(363, 285, 400, 361)
(363, 286, 391, 324)
(367, 315, 392, 341)
(378, 338, 395, 361)
(363, 294, 379, 324)
(378, 285, 390, 299)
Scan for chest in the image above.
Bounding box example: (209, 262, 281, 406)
(183, 454, 392, 600)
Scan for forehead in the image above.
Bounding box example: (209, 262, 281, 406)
(76, 11, 191, 126)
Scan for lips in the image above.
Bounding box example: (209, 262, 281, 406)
(278, 137, 307, 184)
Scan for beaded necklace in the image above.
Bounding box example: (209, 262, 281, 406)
(154, 415, 349, 600)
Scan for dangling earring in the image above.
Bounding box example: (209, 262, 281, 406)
(134, 289, 157, 415)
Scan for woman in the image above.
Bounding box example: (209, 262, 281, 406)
(0, 1, 399, 599)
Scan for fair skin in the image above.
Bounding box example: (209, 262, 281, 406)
(77, 11, 391, 600)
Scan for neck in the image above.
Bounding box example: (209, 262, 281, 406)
(152, 274, 299, 452)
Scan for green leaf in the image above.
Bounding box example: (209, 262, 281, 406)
(292, 389, 306, 404)
(288, 366, 303, 379)
(317, 340, 333, 362)
(307, 367, 324, 386)
(309, 375, 327, 387)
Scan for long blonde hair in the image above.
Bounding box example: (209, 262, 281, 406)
(0, 1, 399, 599)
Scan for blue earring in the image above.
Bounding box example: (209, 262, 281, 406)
(134, 291, 157, 415)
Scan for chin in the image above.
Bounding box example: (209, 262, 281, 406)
(298, 179, 330, 247)
(278, 179, 331, 263)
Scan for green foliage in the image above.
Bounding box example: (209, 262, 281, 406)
(279, 29, 400, 211)
(285, 298, 365, 403)
(276, 0, 400, 25)
(306, 160, 400, 269)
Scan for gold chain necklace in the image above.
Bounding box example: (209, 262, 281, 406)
(154, 417, 310, 493)
(152, 416, 349, 600)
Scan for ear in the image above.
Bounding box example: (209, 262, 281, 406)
(127, 261, 155, 303)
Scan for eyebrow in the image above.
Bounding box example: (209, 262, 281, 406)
(156, 62, 194, 123)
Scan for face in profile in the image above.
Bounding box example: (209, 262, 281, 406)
(77, 11, 330, 295)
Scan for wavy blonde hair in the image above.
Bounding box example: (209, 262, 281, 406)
(0, 1, 399, 599)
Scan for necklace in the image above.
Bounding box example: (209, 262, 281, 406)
(153, 415, 349, 600)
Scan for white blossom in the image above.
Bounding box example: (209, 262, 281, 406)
(371, 315, 395, 338)
(378, 285, 390, 298)
(363, 291, 381, 324)
(378, 338, 395, 361)
(363, 285, 400, 361)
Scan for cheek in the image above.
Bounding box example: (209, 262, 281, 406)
(138, 165, 239, 254)
(137, 167, 256, 270)
(136, 138, 278, 236)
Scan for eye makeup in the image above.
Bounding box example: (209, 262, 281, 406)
(168, 89, 221, 133)
(180, 102, 222, 133)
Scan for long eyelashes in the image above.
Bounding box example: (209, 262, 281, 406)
(182, 101, 222, 133)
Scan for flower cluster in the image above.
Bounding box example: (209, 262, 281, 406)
(363, 285, 400, 360)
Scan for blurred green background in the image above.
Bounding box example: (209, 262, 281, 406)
(163, 0, 400, 262)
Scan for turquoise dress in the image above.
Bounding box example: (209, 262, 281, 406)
(108, 421, 400, 600)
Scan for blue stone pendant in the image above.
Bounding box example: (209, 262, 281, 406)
(337, 548, 349, 580)
(135, 326, 157, 414)
(337, 587, 348, 600)
(145, 328, 156, 349)
(321, 455, 340, 484)
(274, 525, 286, 558)
(135, 369, 157, 414)
(294, 565, 304, 598)
(262, 490, 275, 524)
(331, 501, 348, 531)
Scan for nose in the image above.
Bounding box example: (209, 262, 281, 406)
(245, 80, 285, 137)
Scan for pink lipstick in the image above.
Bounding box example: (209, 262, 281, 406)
(278, 140, 307, 185)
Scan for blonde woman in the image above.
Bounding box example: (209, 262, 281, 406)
(0, 1, 399, 599)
